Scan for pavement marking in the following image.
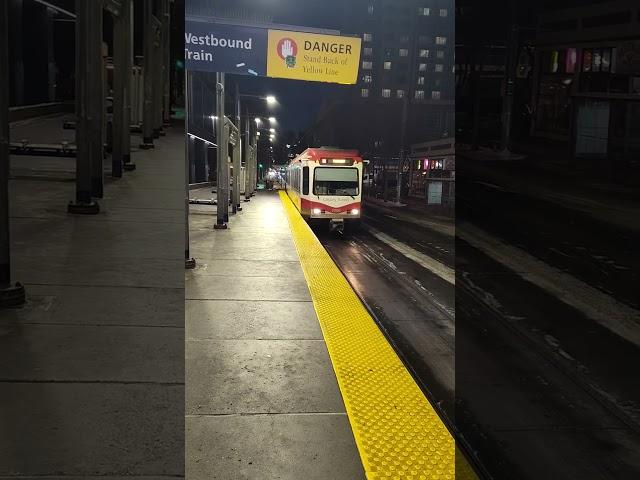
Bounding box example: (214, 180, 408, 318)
(458, 222, 640, 348)
(280, 192, 476, 480)
(366, 226, 455, 285)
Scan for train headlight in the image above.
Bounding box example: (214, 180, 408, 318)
(351, 208, 360, 215)
(312, 208, 322, 215)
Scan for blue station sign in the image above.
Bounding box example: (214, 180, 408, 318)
(185, 20, 268, 76)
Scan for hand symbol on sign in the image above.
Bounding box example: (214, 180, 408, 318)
(281, 40, 294, 58)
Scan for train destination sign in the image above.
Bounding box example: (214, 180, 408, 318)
(185, 20, 361, 84)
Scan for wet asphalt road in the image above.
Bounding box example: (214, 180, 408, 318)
(315, 184, 640, 479)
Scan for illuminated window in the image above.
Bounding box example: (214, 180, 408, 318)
(439, 9, 448, 17)
(361, 88, 369, 97)
(382, 88, 391, 98)
(418, 7, 430, 16)
(362, 74, 372, 83)
(384, 61, 392, 70)
(399, 48, 409, 57)
(415, 90, 425, 99)
(432, 90, 441, 99)
(362, 61, 373, 69)
(417, 76, 425, 85)
(436, 36, 447, 45)
(419, 49, 429, 58)
(435, 64, 443, 72)
(418, 63, 427, 72)
(364, 33, 373, 42)
(436, 50, 444, 59)
(364, 47, 373, 56)
(397, 89, 405, 98)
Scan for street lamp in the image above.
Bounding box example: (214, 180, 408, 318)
(269, 128, 275, 133)
(254, 117, 261, 125)
(268, 116, 276, 124)
(266, 95, 276, 105)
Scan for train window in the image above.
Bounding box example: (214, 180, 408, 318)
(302, 167, 309, 195)
(313, 167, 359, 196)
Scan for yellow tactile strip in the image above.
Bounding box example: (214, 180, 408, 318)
(280, 192, 475, 480)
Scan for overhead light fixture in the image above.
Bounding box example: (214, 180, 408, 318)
(254, 117, 261, 124)
(268, 117, 276, 124)
(269, 128, 275, 133)
(266, 95, 276, 104)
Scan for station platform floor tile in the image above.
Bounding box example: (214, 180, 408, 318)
(186, 191, 365, 479)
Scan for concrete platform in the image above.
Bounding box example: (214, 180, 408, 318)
(0, 116, 184, 477)
(186, 191, 365, 479)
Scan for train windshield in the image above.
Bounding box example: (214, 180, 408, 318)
(313, 167, 359, 196)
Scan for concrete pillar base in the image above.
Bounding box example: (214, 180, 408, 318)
(213, 223, 228, 230)
(67, 200, 100, 215)
(0, 282, 26, 308)
(185, 257, 196, 269)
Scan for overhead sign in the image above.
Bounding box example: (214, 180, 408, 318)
(185, 19, 361, 84)
(266, 30, 361, 84)
(185, 22, 267, 76)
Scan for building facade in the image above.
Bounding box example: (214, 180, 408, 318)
(312, 0, 455, 156)
(532, 0, 640, 163)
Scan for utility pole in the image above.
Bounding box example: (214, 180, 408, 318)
(214, 73, 228, 229)
(500, 1, 519, 152)
(0, 0, 25, 307)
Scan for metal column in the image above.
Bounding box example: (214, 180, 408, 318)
(68, 0, 100, 214)
(233, 84, 241, 211)
(251, 133, 257, 195)
(140, 0, 154, 148)
(153, 12, 163, 138)
(162, 0, 171, 127)
(244, 114, 251, 201)
(0, 0, 25, 306)
(91, 4, 105, 198)
(231, 122, 241, 213)
(214, 73, 228, 229)
(112, 0, 133, 177)
(185, 70, 195, 268)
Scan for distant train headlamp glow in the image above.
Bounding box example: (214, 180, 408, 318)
(312, 208, 322, 215)
(351, 208, 360, 215)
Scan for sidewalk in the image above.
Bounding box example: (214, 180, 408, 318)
(1, 116, 184, 477)
(185, 191, 364, 479)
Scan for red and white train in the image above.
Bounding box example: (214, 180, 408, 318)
(284, 147, 363, 232)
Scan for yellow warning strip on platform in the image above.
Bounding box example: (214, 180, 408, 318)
(279, 192, 476, 480)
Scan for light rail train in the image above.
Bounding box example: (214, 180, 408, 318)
(284, 147, 363, 233)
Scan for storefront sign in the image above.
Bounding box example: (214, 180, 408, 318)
(266, 30, 361, 84)
(617, 41, 640, 74)
(185, 19, 361, 84)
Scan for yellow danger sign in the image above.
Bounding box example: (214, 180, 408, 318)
(266, 29, 361, 84)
